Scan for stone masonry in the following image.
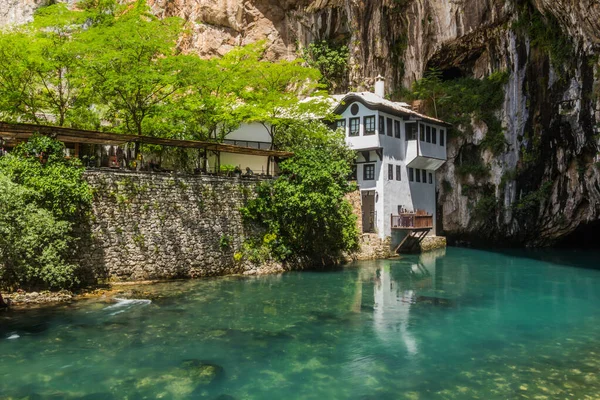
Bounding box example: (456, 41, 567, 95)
(76, 170, 268, 282)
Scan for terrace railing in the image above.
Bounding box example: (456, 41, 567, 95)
(391, 211, 433, 230)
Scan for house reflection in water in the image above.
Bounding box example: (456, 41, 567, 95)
(352, 248, 472, 356)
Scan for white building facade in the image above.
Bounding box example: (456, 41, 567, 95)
(331, 80, 449, 241)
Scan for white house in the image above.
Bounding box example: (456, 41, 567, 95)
(331, 76, 449, 244)
(224, 76, 449, 249)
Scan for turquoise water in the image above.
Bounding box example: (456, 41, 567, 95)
(3, 247, 600, 399)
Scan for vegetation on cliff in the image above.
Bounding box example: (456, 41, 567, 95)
(0, 135, 92, 290)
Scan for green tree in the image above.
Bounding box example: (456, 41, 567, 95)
(0, 135, 92, 290)
(241, 121, 358, 265)
(78, 0, 185, 140)
(412, 68, 447, 119)
(0, 4, 95, 127)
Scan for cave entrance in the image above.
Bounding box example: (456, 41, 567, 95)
(556, 220, 600, 249)
(440, 67, 464, 81)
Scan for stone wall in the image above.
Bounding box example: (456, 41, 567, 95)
(75, 170, 271, 282)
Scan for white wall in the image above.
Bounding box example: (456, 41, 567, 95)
(341, 102, 446, 239)
(226, 123, 272, 143)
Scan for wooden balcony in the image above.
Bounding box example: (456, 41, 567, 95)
(391, 210, 433, 230)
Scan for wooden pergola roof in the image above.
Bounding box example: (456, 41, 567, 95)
(0, 122, 293, 158)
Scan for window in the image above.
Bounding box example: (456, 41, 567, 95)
(396, 165, 401, 181)
(429, 173, 433, 184)
(426, 126, 431, 143)
(364, 116, 376, 135)
(422, 169, 427, 183)
(388, 164, 393, 180)
(349, 117, 360, 136)
(379, 116, 385, 135)
(363, 164, 375, 180)
(336, 119, 346, 131)
(420, 124, 425, 141)
(350, 165, 357, 180)
(432, 127, 437, 144)
(406, 123, 417, 140)
(408, 167, 414, 182)
(350, 103, 360, 115)
(415, 168, 421, 182)
(394, 120, 401, 138)
(386, 118, 393, 137)
(440, 129, 445, 146)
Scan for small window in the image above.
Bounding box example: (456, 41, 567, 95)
(440, 129, 445, 146)
(429, 172, 433, 184)
(349, 117, 360, 137)
(363, 164, 375, 180)
(364, 116, 376, 135)
(336, 119, 346, 131)
(386, 118, 393, 137)
(394, 120, 401, 138)
(351, 103, 360, 115)
(420, 124, 425, 141)
(406, 124, 417, 140)
(422, 169, 427, 183)
(379, 116, 385, 135)
(416, 168, 421, 182)
(408, 167, 414, 182)
(388, 164, 393, 180)
(396, 165, 401, 181)
(432, 127, 437, 144)
(426, 126, 431, 143)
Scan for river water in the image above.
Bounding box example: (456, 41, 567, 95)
(2, 247, 600, 399)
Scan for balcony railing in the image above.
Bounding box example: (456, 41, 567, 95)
(391, 210, 433, 230)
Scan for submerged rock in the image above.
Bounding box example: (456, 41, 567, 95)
(180, 359, 225, 385)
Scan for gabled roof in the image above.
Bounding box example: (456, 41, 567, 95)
(331, 92, 451, 127)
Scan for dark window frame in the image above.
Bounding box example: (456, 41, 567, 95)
(394, 120, 401, 139)
(396, 165, 401, 181)
(407, 123, 417, 140)
(408, 167, 414, 182)
(379, 116, 385, 135)
(426, 126, 431, 143)
(386, 118, 393, 137)
(420, 124, 425, 141)
(432, 127, 437, 144)
(388, 164, 393, 180)
(429, 172, 433, 184)
(349, 117, 360, 137)
(363, 164, 375, 180)
(416, 168, 421, 183)
(422, 169, 427, 183)
(364, 115, 376, 136)
(440, 129, 445, 146)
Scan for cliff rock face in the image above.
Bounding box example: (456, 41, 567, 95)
(3, 0, 600, 247)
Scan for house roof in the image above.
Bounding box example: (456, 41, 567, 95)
(0, 122, 294, 158)
(331, 92, 451, 127)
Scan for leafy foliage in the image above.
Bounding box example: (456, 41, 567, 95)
(411, 70, 509, 154)
(241, 122, 358, 265)
(0, 135, 92, 290)
(301, 41, 349, 92)
(513, 3, 574, 69)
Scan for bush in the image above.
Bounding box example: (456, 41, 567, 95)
(242, 122, 359, 265)
(0, 135, 92, 290)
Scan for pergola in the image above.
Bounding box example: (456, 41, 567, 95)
(0, 121, 292, 158)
